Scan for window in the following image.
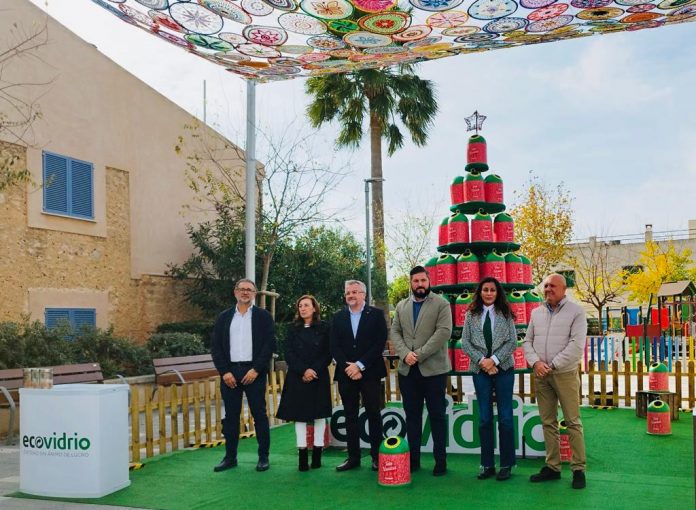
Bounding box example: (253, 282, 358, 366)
(45, 308, 96, 338)
(43, 151, 94, 219)
(558, 270, 576, 288)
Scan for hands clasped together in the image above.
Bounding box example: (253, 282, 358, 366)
(344, 362, 363, 380)
(479, 357, 498, 375)
(222, 369, 258, 389)
(533, 361, 553, 378)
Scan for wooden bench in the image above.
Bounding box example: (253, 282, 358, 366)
(151, 354, 219, 401)
(0, 363, 104, 445)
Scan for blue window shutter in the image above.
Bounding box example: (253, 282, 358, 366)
(70, 160, 94, 218)
(45, 308, 71, 329)
(72, 309, 96, 331)
(43, 152, 69, 214)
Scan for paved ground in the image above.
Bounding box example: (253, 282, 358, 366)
(0, 445, 143, 510)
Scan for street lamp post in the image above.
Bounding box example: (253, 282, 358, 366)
(364, 178, 384, 305)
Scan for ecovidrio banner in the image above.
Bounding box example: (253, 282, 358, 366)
(329, 394, 545, 456)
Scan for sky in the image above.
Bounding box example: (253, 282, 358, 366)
(26, 0, 696, 252)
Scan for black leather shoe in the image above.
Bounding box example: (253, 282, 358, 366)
(336, 458, 360, 471)
(213, 457, 238, 472)
(371, 459, 379, 472)
(496, 467, 511, 481)
(256, 457, 270, 472)
(572, 470, 586, 489)
(530, 466, 561, 482)
(477, 467, 496, 480)
(433, 462, 447, 476)
(410, 462, 421, 473)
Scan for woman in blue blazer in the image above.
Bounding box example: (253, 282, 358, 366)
(461, 276, 518, 481)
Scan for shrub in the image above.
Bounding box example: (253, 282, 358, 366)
(0, 320, 151, 378)
(70, 327, 151, 379)
(155, 321, 214, 348)
(146, 332, 207, 358)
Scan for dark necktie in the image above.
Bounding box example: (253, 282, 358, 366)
(483, 310, 493, 357)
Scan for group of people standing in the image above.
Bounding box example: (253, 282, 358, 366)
(210, 269, 588, 490)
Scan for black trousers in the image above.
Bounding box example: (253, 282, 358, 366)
(398, 365, 447, 465)
(338, 376, 383, 460)
(220, 363, 270, 459)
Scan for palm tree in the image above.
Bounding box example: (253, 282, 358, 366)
(306, 66, 438, 314)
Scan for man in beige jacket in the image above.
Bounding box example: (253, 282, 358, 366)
(524, 273, 587, 489)
(391, 266, 453, 476)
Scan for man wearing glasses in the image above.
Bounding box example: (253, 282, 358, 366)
(330, 280, 388, 472)
(211, 279, 276, 473)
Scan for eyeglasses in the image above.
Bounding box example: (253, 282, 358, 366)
(236, 287, 257, 293)
(344, 290, 366, 296)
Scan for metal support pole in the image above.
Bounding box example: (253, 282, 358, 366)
(245, 80, 257, 281)
(364, 180, 372, 305)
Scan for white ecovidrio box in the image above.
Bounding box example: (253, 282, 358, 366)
(19, 384, 130, 498)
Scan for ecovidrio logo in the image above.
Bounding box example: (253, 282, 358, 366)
(22, 432, 92, 457)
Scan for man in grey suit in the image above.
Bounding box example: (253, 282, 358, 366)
(391, 266, 453, 475)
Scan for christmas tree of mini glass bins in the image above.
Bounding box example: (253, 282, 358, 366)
(424, 129, 542, 373)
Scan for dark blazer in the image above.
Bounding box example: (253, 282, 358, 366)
(330, 305, 388, 382)
(211, 305, 276, 376)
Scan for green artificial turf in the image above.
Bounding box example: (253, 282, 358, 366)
(13, 407, 695, 510)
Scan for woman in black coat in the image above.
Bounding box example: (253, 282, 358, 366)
(276, 295, 333, 471)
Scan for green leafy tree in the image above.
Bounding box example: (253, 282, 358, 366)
(388, 275, 410, 308)
(268, 226, 366, 323)
(306, 67, 438, 314)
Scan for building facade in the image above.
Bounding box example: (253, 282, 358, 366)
(0, 0, 248, 342)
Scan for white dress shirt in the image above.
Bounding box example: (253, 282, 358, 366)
(229, 305, 253, 362)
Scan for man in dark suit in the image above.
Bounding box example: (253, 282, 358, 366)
(211, 279, 276, 472)
(330, 279, 388, 472)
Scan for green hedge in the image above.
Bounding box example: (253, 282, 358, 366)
(147, 332, 207, 358)
(156, 321, 214, 348)
(0, 320, 149, 379)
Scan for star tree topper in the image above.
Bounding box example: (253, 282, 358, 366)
(464, 111, 487, 134)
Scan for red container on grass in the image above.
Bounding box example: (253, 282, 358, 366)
(646, 400, 671, 435)
(378, 436, 411, 486)
(448, 212, 469, 244)
(648, 362, 669, 392)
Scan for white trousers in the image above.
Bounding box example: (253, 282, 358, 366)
(294, 419, 327, 448)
